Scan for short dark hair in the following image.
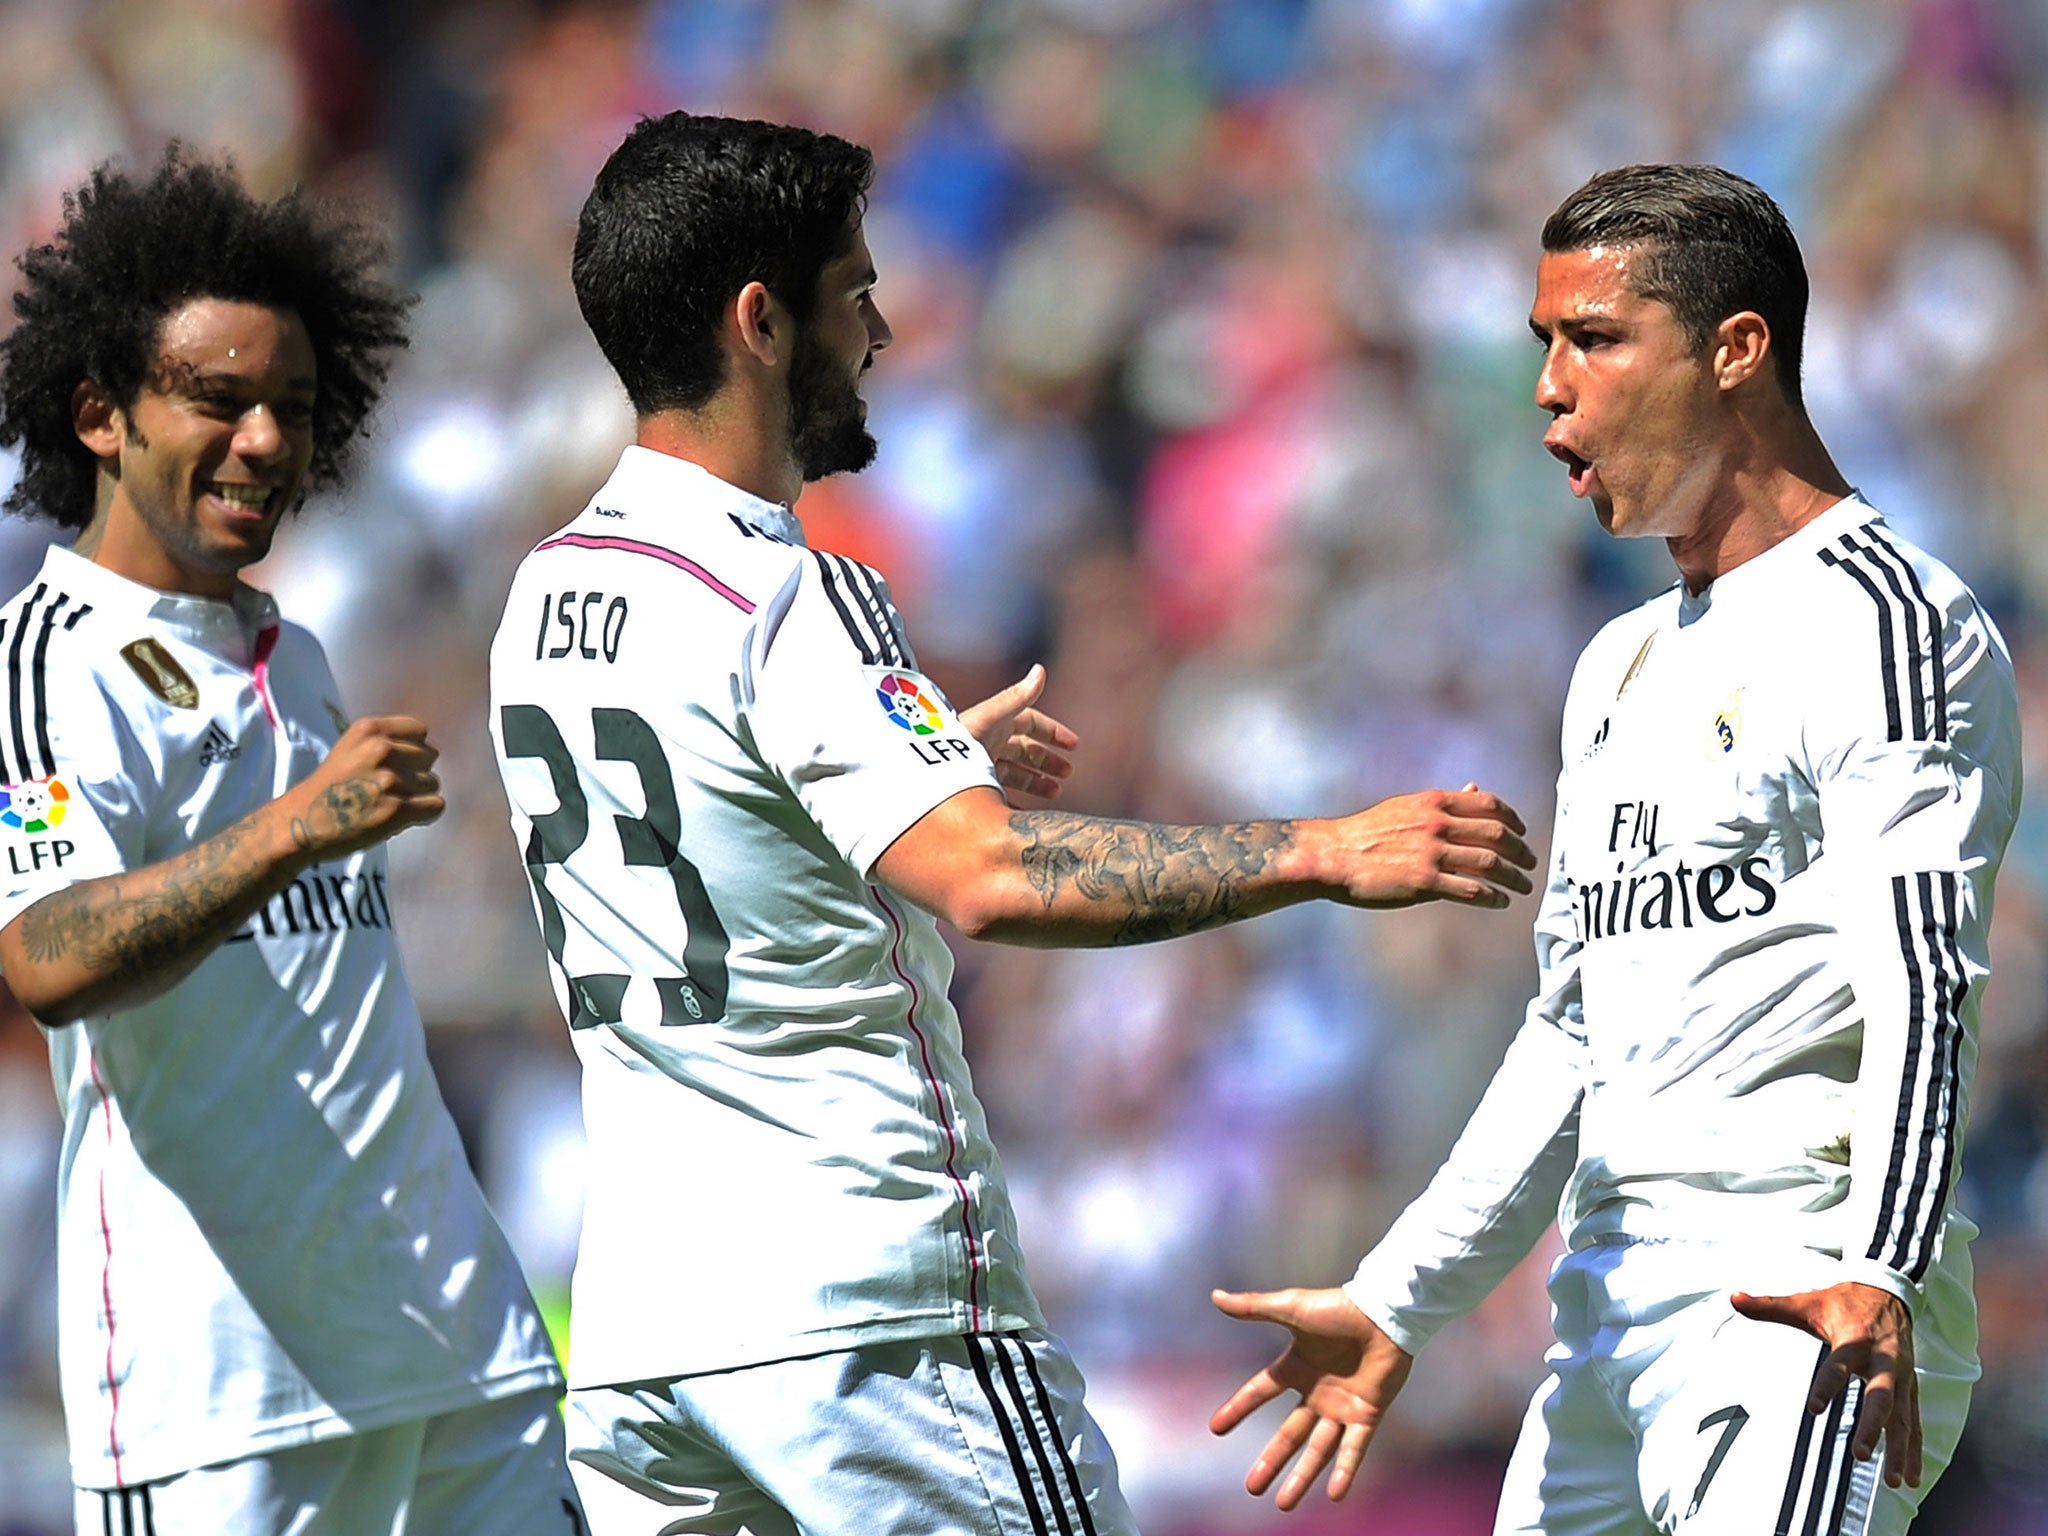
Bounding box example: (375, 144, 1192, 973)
(573, 113, 875, 414)
(1542, 164, 1808, 402)
(0, 145, 411, 530)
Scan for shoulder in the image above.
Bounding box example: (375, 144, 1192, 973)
(1798, 515, 2010, 699)
(0, 584, 139, 782)
(1565, 588, 1675, 699)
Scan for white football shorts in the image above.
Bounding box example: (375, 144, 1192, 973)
(567, 1328, 1138, 1536)
(74, 1386, 584, 1536)
(1492, 1233, 1977, 1536)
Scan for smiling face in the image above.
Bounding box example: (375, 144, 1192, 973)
(1529, 246, 1732, 543)
(788, 220, 892, 482)
(78, 297, 317, 597)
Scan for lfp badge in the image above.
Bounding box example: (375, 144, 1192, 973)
(0, 776, 70, 834)
(875, 672, 946, 737)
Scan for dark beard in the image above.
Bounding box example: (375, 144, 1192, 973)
(788, 327, 877, 482)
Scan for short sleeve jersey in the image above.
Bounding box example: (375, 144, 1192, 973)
(1347, 496, 2020, 1352)
(488, 447, 1044, 1387)
(0, 547, 561, 1489)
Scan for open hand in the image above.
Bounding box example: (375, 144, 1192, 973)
(1321, 785, 1537, 909)
(1732, 1282, 1921, 1488)
(960, 664, 1079, 803)
(1209, 1287, 1414, 1509)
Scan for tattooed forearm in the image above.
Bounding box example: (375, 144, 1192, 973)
(6, 812, 299, 1017)
(1008, 811, 1298, 944)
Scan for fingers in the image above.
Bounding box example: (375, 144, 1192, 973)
(1012, 705, 1081, 753)
(1430, 876, 1512, 909)
(1438, 841, 1536, 895)
(1730, 1290, 1825, 1339)
(1275, 1413, 1343, 1511)
(1210, 1369, 1287, 1437)
(963, 665, 1048, 732)
(1437, 787, 1529, 839)
(1808, 1350, 1857, 1416)
(1246, 1403, 1316, 1499)
(1848, 1365, 1893, 1459)
(1327, 1421, 1371, 1502)
(1211, 1288, 1296, 1324)
(1904, 1371, 1923, 1487)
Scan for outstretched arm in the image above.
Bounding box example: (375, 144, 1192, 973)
(873, 781, 1536, 945)
(0, 716, 444, 1022)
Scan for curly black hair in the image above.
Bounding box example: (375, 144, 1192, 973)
(0, 145, 412, 529)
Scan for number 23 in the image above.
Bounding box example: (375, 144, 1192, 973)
(500, 703, 729, 1027)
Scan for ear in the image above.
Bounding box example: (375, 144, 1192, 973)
(72, 379, 125, 461)
(731, 280, 789, 371)
(1711, 312, 1772, 394)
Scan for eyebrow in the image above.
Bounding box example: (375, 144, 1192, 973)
(179, 366, 319, 393)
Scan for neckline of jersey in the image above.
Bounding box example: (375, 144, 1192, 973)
(1675, 490, 1873, 623)
(42, 542, 281, 644)
(613, 445, 808, 546)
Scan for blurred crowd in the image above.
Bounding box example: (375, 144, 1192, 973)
(3, 0, 2048, 1530)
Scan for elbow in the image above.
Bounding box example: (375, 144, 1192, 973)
(1, 970, 80, 1027)
(912, 875, 1044, 945)
(931, 885, 1011, 943)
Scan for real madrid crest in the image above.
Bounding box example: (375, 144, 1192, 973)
(1708, 689, 1744, 757)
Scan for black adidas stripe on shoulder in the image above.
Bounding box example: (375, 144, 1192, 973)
(831, 554, 910, 667)
(5, 584, 50, 782)
(0, 587, 89, 784)
(1816, 523, 1946, 743)
(815, 552, 890, 665)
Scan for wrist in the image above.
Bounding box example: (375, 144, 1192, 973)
(252, 793, 321, 878)
(1267, 818, 1328, 895)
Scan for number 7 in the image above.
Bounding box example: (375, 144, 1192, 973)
(1688, 1404, 1750, 1517)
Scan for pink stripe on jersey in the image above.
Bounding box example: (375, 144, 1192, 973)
(537, 533, 755, 613)
(88, 1051, 124, 1484)
(873, 887, 984, 1331)
(251, 623, 280, 729)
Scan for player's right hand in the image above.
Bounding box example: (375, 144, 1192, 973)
(1321, 785, 1537, 908)
(1732, 1282, 1922, 1489)
(1209, 1286, 1415, 1510)
(277, 715, 446, 862)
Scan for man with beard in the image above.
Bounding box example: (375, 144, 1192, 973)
(487, 112, 1541, 1535)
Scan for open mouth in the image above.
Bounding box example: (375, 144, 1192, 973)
(205, 482, 280, 520)
(1547, 443, 1596, 499)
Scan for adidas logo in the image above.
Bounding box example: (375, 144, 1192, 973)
(197, 722, 242, 767)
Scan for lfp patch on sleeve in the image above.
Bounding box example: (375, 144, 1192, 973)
(867, 669, 980, 767)
(0, 776, 81, 880)
(0, 775, 70, 833)
(873, 670, 951, 736)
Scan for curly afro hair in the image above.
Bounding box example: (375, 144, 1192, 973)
(0, 145, 412, 529)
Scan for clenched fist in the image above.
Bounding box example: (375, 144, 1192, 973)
(277, 715, 446, 863)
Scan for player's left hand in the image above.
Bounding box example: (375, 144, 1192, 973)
(960, 663, 1079, 803)
(1732, 1281, 1921, 1489)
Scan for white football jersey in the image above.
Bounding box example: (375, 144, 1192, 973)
(0, 546, 562, 1489)
(1346, 496, 2020, 1351)
(488, 447, 1044, 1387)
